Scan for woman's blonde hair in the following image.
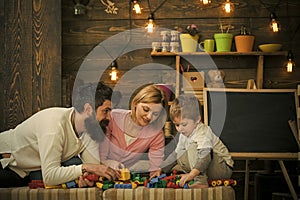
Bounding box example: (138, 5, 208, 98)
(130, 83, 168, 128)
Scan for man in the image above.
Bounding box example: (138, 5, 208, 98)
(0, 82, 119, 188)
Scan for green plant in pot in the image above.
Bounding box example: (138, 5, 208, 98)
(214, 23, 233, 52)
(234, 25, 255, 52)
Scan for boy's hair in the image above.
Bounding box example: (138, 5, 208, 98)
(73, 82, 113, 112)
(170, 94, 202, 122)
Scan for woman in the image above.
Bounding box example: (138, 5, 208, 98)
(99, 84, 168, 177)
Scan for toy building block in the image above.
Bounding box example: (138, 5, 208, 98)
(28, 180, 45, 189)
(61, 180, 78, 188)
(96, 182, 103, 189)
(119, 168, 131, 181)
(102, 182, 114, 190)
(158, 174, 166, 179)
(223, 179, 237, 186)
(166, 181, 180, 188)
(208, 179, 237, 187)
(183, 183, 189, 189)
(143, 179, 149, 187)
(209, 180, 218, 187)
(84, 173, 100, 181)
(114, 181, 138, 189)
(45, 185, 63, 189)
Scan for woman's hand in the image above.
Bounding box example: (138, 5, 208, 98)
(149, 168, 162, 179)
(101, 159, 125, 170)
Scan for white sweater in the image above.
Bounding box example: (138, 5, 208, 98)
(0, 107, 99, 186)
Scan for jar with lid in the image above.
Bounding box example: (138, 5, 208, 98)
(161, 42, 170, 52)
(152, 42, 161, 52)
(170, 42, 179, 52)
(170, 30, 179, 42)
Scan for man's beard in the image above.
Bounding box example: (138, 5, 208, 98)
(84, 116, 109, 143)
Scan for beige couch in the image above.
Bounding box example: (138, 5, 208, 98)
(0, 186, 235, 200)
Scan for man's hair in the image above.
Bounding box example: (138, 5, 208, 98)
(73, 82, 112, 112)
(170, 94, 202, 122)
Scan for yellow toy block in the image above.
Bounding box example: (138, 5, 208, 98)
(119, 168, 130, 181)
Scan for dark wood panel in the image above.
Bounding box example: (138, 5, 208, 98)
(0, 0, 4, 130)
(0, 0, 62, 130)
(3, 0, 33, 129)
(32, 0, 62, 111)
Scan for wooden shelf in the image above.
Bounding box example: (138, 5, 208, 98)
(151, 51, 288, 56)
(151, 51, 288, 94)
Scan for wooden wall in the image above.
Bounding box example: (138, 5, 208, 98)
(62, 0, 300, 108)
(0, 0, 61, 131)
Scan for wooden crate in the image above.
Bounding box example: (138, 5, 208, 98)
(182, 71, 204, 91)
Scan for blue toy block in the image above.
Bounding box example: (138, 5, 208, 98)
(65, 180, 77, 188)
(114, 183, 133, 189)
(158, 174, 167, 179)
(150, 177, 159, 184)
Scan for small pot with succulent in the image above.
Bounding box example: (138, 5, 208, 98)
(214, 23, 234, 52)
(234, 25, 255, 52)
(179, 24, 201, 52)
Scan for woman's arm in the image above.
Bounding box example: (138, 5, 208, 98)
(148, 131, 165, 172)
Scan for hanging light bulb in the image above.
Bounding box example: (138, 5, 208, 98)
(132, 0, 142, 14)
(110, 61, 118, 81)
(145, 14, 155, 33)
(73, 0, 90, 15)
(74, 2, 86, 15)
(286, 50, 295, 73)
(200, 0, 211, 5)
(223, 0, 234, 13)
(270, 13, 280, 32)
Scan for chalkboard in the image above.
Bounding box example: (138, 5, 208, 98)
(203, 88, 299, 153)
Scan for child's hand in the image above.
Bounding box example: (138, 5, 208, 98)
(179, 169, 200, 187)
(179, 173, 194, 187)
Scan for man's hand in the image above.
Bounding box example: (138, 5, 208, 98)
(82, 163, 120, 181)
(78, 172, 95, 188)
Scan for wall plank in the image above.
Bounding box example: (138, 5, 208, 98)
(32, 0, 62, 111)
(0, 0, 4, 129)
(3, 0, 33, 129)
(0, 0, 61, 131)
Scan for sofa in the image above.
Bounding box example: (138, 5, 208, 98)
(0, 186, 235, 200)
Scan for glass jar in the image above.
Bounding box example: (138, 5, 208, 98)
(160, 31, 170, 42)
(170, 30, 179, 42)
(170, 42, 179, 52)
(151, 42, 161, 52)
(161, 42, 170, 52)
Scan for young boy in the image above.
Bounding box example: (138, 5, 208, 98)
(159, 94, 234, 188)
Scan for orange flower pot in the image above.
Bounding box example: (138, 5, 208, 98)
(235, 35, 255, 52)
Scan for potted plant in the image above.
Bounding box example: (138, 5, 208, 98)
(179, 24, 200, 52)
(214, 23, 233, 52)
(234, 25, 255, 52)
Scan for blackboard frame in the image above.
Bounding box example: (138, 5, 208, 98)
(203, 88, 299, 158)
